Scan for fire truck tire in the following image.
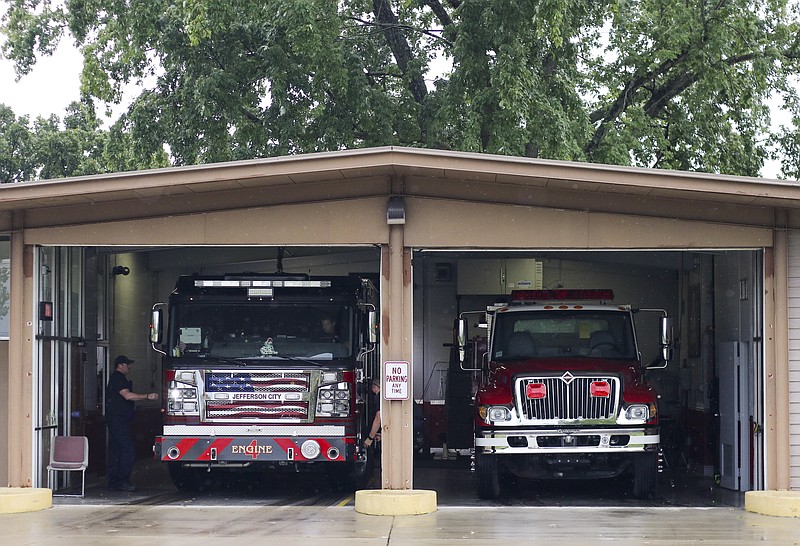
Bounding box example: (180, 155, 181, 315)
(333, 448, 375, 490)
(351, 453, 375, 488)
(632, 452, 658, 499)
(475, 453, 500, 499)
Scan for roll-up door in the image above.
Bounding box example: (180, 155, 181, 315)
(787, 232, 800, 489)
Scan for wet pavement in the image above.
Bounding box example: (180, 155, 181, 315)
(4, 458, 799, 545)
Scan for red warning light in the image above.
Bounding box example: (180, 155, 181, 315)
(511, 289, 615, 302)
(526, 382, 547, 399)
(590, 381, 611, 398)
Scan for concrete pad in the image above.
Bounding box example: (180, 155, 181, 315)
(355, 489, 437, 516)
(0, 487, 52, 514)
(745, 490, 800, 517)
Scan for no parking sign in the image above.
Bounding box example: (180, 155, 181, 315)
(383, 361, 409, 400)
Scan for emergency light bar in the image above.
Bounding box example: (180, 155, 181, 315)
(247, 288, 274, 298)
(194, 280, 332, 288)
(511, 289, 615, 302)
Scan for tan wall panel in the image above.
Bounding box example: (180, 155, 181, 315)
(203, 198, 389, 245)
(404, 198, 772, 249)
(23, 197, 390, 246)
(587, 213, 772, 248)
(405, 199, 590, 248)
(25, 214, 208, 245)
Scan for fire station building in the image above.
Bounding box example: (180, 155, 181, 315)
(0, 146, 798, 501)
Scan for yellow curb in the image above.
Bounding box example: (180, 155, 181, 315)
(354, 489, 437, 516)
(0, 487, 53, 514)
(745, 490, 800, 517)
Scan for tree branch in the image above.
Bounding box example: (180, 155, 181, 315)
(422, 0, 453, 29)
(372, 0, 429, 105)
(345, 16, 452, 47)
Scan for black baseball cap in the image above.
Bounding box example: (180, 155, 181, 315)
(114, 355, 135, 366)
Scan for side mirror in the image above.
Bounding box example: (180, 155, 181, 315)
(150, 308, 163, 345)
(368, 310, 378, 344)
(660, 316, 673, 363)
(455, 318, 468, 364)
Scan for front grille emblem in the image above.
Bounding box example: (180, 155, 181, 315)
(560, 371, 575, 384)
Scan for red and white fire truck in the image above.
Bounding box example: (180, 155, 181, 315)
(150, 273, 379, 490)
(456, 289, 672, 499)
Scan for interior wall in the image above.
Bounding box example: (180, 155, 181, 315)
(714, 251, 758, 491)
(414, 259, 457, 402)
(110, 252, 160, 403)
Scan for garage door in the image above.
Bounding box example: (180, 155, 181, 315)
(788, 231, 800, 490)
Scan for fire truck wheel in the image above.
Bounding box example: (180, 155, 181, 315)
(475, 453, 500, 500)
(632, 452, 658, 499)
(336, 447, 375, 490)
(327, 446, 375, 491)
(353, 453, 375, 487)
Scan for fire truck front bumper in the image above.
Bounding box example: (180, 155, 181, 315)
(155, 435, 352, 463)
(475, 427, 659, 454)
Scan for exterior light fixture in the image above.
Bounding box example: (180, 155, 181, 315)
(386, 196, 406, 225)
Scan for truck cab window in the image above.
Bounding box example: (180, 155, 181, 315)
(170, 303, 353, 359)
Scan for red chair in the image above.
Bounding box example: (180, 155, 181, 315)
(47, 436, 89, 498)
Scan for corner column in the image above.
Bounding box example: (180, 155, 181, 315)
(380, 224, 413, 490)
(7, 224, 34, 487)
(356, 189, 436, 515)
(770, 218, 791, 490)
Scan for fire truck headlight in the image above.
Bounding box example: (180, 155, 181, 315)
(625, 404, 649, 421)
(487, 406, 511, 423)
(316, 384, 350, 416)
(301, 440, 321, 459)
(167, 384, 199, 416)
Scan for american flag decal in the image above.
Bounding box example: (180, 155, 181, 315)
(204, 371, 311, 422)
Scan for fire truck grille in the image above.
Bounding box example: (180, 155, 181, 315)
(205, 402, 309, 420)
(204, 371, 311, 422)
(517, 375, 620, 422)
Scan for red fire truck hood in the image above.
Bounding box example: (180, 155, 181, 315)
(476, 357, 654, 406)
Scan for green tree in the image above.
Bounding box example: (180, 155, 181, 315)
(0, 104, 35, 182)
(2, 0, 799, 178)
(0, 100, 168, 182)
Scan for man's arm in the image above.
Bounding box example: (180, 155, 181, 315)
(363, 410, 381, 446)
(119, 388, 158, 401)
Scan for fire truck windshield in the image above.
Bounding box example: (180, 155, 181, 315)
(492, 310, 637, 361)
(168, 302, 353, 360)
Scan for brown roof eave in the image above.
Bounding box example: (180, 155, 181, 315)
(0, 146, 798, 211)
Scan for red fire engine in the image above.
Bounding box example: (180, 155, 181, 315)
(456, 289, 672, 499)
(150, 273, 379, 490)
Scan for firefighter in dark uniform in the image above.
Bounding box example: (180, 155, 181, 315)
(106, 355, 159, 491)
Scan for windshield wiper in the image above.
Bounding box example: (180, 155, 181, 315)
(201, 355, 250, 366)
(204, 353, 324, 367)
(265, 353, 324, 367)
